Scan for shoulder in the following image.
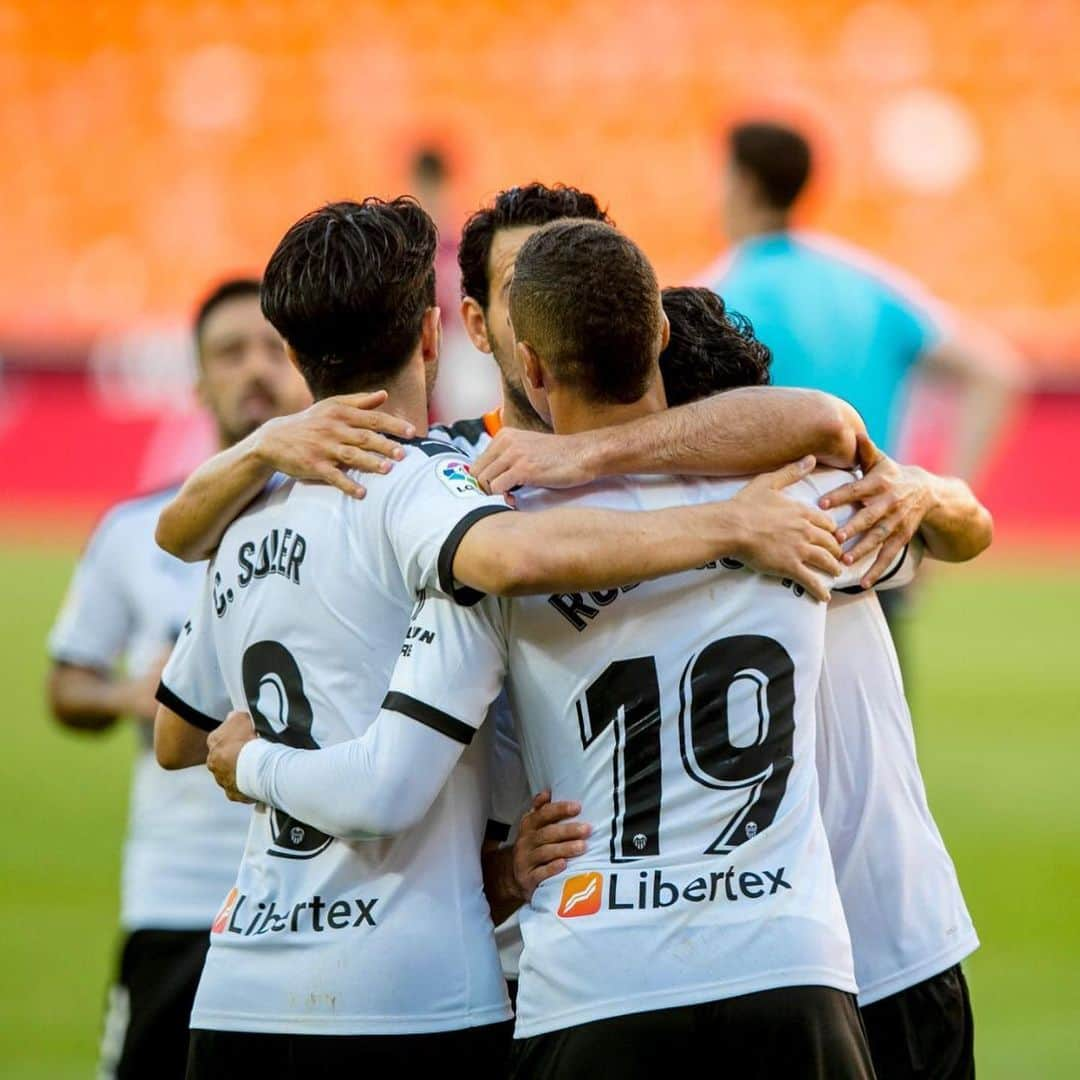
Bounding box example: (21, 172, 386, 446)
(430, 417, 489, 455)
(84, 482, 183, 552)
(794, 231, 941, 309)
(361, 437, 488, 509)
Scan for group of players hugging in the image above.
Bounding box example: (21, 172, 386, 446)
(49, 182, 987, 1079)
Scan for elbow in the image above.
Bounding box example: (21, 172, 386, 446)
(153, 707, 202, 769)
(338, 806, 424, 842)
(154, 734, 188, 771)
(969, 505, 994, 560)
(488, 547, 557, 597)
(457, 542, 550, 598)
(155, 511, 207, 563)
(812, 395, 861, 468)
(46, 672, 114, 733)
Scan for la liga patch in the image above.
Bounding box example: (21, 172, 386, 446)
(436, 458, 483, 498)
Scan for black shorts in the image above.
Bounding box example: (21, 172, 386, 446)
(860, 964, 975, 1079)
(187, 1021, 513, 1080)
(99, 928, 210, 1080)
(510, 984, 874, 1080)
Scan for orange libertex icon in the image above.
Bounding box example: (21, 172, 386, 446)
(211, 887, 239, 935)
(557, 872, 604, 918)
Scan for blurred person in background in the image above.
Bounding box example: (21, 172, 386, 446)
(412, 144, 503, 422)
(45, 278, 312, 1080)
(707, 120, 1021, 650)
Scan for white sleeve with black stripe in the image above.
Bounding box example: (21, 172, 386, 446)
(383, 445, 514, 605)
(155, 566, 231, 732)
(235, 591, 509, 840)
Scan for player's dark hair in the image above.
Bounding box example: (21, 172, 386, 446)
(261, 198, 437, 399)
(510, 220, 661, 406)
(659, 287, 772, 406)
(458, 183, 612, 310)
(730, 122, 812, 211)
(193, 277, 262, 349)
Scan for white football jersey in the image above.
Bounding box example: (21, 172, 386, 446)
(817, 592, 977, 1003)
(433, 415, 528, 980)
(48, 488, 250, 931)
(389, 468, 917, 1037)
(158, 438, 514, 1035)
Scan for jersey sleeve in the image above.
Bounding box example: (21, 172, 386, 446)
(48, 511, 134, 669)
(236, 591, 509, 840)
(155, 567, 231, 732)
(794, 469, 924, 594)
(381, 589, 509, 746)
(876, 274, 950, 368)
(382, 445, 514, 604)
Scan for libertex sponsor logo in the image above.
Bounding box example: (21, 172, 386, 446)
(211, 891, 379, 936)
(556, 866, 792, 918)
(557, 873, 604, 918)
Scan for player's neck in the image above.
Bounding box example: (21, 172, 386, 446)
(730, 206, 789, 243)
(549, 376, 666, 436)
(500, 387, 550, 433)
(319, 369, 431, 437)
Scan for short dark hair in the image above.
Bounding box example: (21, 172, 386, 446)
(510, 220, 661, 406)
(193, 277, 261, 347)
(730, 122, 812, 211)
(260, 198, 437, 399)
(659, 287, 771, 406)
(458, 183, 612, 310)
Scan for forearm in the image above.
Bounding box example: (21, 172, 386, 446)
(155, 434, 274, 561)
(47, 666, 126, 731)
(584, 388, 862, 478)
(918, 472, 993, 562)
(455, 503, 748, 597)
(236, 715, 465, 840)
(482, 844, 524, 926)
(947, 374, 1017, 483)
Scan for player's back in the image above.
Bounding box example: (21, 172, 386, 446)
(504, 471, 858, 1037)
(184, 440, 509, 1035)
(817, 591, 977, 1004)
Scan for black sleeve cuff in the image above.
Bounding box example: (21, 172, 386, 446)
(382, 690, 475, 745)
(436, 504, 514, 606)
(155, 682, 221, 733)
(836, 542, 911, 595)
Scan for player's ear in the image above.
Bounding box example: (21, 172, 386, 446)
(420, 306, 441, 363)
(518, 341, 543, 390)
(460, 297, 492, 354)
(658, 309, 671, 352)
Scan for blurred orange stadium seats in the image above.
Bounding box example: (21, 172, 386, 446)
(1, 0, 1077, 371)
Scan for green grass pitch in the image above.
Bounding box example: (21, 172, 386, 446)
(0, 541, 1077, 1077)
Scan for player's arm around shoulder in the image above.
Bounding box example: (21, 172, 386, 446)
(155, 391, 416, 562)
(471, 388, 862, 495)
(452, 457, 845, 602)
